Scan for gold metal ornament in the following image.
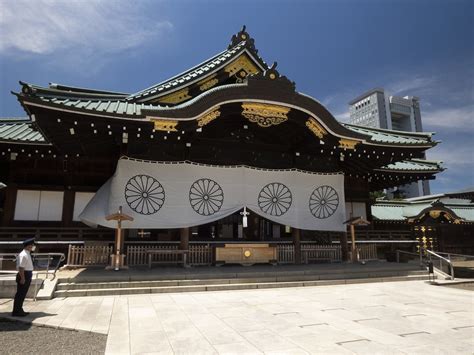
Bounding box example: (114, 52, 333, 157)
(305, 117, 327, 139)
(244, 250, 251, 258)
(158, 88, 191, 104)
(152, 119, 178, 132)
(197, 108, 221, 127)
(338, 138, 359, 150)
(429, 210, 441, 219)
(241, 102, 290, 127)
(198, 75, 219, 91)
(224, 55, 260, 77)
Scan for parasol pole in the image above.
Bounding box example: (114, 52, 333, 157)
(105, 206, 134, 271)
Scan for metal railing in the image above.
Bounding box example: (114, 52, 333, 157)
(433, 251, 474, 264)
(0, 252, 66, 301)
(32, 253, 66, 300)
(424, 249, 455, 280)
(0, 252, 65, 277)
(396, 248, 455, 280)
(33, 253, 66, 281)
(396, 249, 423, 266)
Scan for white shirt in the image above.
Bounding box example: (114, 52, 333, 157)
(17, 249, 34, 271)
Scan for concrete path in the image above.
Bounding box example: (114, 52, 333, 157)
(1, 281, 473, 354)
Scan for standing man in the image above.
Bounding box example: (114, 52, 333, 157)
(12, 238, 35, 317)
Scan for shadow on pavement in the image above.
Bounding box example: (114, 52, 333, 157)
(0, 312, 56, 330)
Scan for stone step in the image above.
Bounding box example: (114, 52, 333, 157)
(56, 270, 427, 290)
(53, 274, 432, 297)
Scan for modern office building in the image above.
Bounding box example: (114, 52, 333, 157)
(349, 88, 430, 197)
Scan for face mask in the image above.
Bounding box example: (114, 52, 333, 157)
(31, 245, 36, 252)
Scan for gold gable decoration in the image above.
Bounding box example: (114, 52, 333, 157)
(225, 55, 260, 78)
(197, 108, 221, 127)
(241, 102, 290, 128)
(429, 210, 441, 219)
(305, 117, 327, 139)
(158, 88, 192, 104)
(198, 75, 219, 91)
(339, 138, 359, 150)
(152, 119, 178, 132)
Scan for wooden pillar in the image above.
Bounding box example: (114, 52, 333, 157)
(292, 228, 301, 264)
(340, 231, 349, 262)
(180, 227, 189, 250)
(62, 190, 75, 227)
(350, 224, 357, 262)
(1, 184, 17, 226)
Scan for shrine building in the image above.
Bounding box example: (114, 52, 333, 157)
(1, 26, 454, 268)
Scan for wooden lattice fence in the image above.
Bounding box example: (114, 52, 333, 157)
(126, 243, 212, 266)
(67, 245, 112, 266)
(301, 244, 342, 263)
(358, 244, 378, 261)
(276, 243, 295, 264)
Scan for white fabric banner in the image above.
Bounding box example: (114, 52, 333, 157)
(80, 158, 346, 231)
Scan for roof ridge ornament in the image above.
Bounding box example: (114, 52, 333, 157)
(229, 25, 257, 52)
(248, 62, 296, 92)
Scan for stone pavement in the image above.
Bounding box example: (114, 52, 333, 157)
(0, 281, 473, 354)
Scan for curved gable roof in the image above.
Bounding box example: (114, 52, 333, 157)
(127, 26, 268, 103)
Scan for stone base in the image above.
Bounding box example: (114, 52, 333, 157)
(0, 276, 43, 298)
(106, 254, 128, 271)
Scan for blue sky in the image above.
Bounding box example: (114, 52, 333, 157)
(0, 0, 472, 194)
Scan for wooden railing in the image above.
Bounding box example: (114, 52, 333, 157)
(67, 244, 112, 267)
(301, 245, 342, 263)
(64, 242, 380, 267)
(354, 230, 412, 241)
(189, 244, 213, 265)
(126, 243, 213, 266)
(358, 244, 378, 261)
(276, 243, 295, 264)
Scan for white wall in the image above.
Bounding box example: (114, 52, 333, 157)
(14, 190, 64, 221)
(14, 190, 41, 220)
(73, 192, 95, 221)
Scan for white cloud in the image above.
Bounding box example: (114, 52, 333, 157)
(426, 144, 474, 193)
(0, 0, 172, 55)
(427, 145, 474, 167)
(423, 105, 474, 131)
(386, 76, 436, 96)
(334, 111, 350, 122)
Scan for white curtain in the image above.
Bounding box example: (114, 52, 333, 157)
(80, 158, 346, 231)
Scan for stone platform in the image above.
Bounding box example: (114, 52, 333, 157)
(52, 261, 430, 298)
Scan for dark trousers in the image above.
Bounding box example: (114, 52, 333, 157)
(13, 271, 32, 313)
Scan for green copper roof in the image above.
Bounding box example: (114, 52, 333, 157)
(128, 41, 261, 101)
(343, 123, 435, 146)
(372, 198, 474, 222)
(34, 96, 155, 116)
(378, 159, 443, 173)
(372, 203, 406, 220)
(0, 120, 49, 144)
